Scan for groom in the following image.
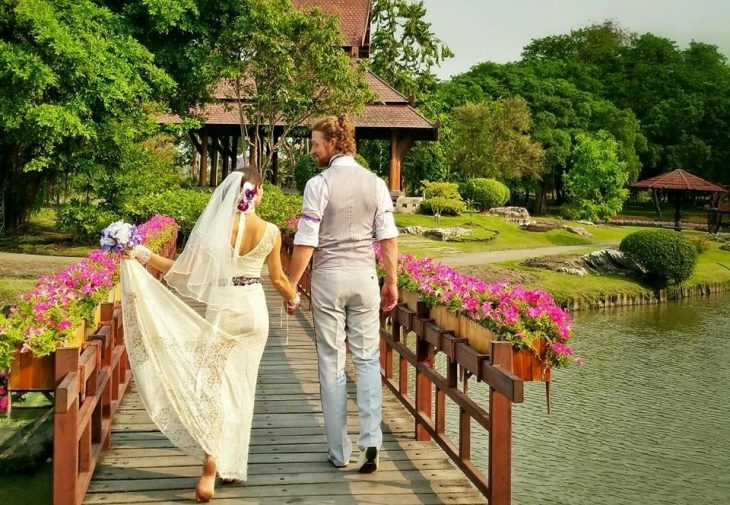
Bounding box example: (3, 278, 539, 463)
(287, 115, 399, 473)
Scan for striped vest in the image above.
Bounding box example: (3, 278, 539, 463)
(313, 159, 380, 271)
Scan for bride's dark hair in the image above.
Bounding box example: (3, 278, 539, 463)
(235, 166, 262, 187)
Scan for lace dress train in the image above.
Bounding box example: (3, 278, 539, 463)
(120, 220, 279, 480)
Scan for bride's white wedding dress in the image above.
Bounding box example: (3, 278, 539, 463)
(120, 216, 280, 480)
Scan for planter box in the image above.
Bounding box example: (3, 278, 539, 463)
(8, 321, 87, 392)
(398, 288, 421, 312)
(512, 339, 551, 382)
(430, 305, 495, 354)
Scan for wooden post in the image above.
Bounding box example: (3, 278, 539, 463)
(389, 130, 416, 192)
(199, 130, 209, 187)
(231, 135, 239, 170)
(389, 130, 401, 192)
(210, 136, 219, 187)
(54, 348, 81, 505)
(271, 136, 279, 185)
(414, 301, 432, 441)
(489, 341, 514, 505)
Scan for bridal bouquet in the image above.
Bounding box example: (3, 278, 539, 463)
(100, 221, 142, 253)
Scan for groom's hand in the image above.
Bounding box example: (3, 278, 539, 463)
(380, 281, 397, 313)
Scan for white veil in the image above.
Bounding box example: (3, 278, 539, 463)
(164, 171, 243, 311)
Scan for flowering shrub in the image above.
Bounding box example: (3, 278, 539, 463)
(137, 215, 178, 253)
(374, 243, 579, 369)
(0, 216, 179, 373)
(281, 216, 300, 233)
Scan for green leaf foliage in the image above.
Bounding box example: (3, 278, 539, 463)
(460, 178, 510, 211)
(420, 181, 465, 216)
(0, 0, 173, 229)
(619, 229, 698, 288)
(257, 184, 303, 228)
(563, 131, 630, 221)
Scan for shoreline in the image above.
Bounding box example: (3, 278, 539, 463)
(563, 281, 730, 311)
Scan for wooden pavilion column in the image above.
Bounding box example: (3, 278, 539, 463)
(209, 135, 219, 187)
(231, 135, 239, 170)
(199, 129, 209, 187)
(389, 129, 416, 192)
(271, 133, 280, 185)
(220, 136, 230, 180)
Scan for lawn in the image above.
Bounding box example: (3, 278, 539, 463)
(0, 279, 35, 307)
(395, 213, 647, 256)
(0, 207, 95, 257)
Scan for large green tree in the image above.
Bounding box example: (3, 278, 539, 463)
(563, 130, 630, 221)
(446, 98, 546, 185)
(215, 0, 372, 176)
(522, 22, 730, 183)
(0, 0, 172, 230)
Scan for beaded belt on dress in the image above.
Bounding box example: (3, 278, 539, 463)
(232, 276, 261, 286)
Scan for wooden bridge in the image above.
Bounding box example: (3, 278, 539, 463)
(52, 243, 526, 504)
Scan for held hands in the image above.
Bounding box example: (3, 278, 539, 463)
(284, 292, 301, 315)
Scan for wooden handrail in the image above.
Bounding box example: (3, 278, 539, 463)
(381, 300, 523, 504)
(53, 303, 131, 505)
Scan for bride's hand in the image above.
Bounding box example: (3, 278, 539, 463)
(284, 293, 301, 315)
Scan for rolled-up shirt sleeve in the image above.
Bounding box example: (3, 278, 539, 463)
(294, 176, 328, 247)
(374, 178, 399, 241)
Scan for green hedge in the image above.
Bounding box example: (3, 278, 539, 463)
(122, 188, 211, 234)
(258, 184, 303, 227)
(460, 178, 510, 210)
(619, 229, 699, 287)
(56, 199, 122, 239)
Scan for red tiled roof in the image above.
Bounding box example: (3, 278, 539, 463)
(160, 102, 434, 132)
(632, 169, 727, 193)
(292, 0, 371, 48)
(366, 72, 408, 103)
(214, 71, 405, 103)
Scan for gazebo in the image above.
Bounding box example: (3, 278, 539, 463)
(160, 0, 437, 193)
(631, 168, 727, 231)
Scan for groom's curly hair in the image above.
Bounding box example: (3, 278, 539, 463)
(311, 115, 356, 155)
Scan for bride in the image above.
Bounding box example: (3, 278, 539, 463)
(121, 167, 300, 502)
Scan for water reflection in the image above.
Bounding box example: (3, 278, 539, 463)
(510, 293, 730, 505)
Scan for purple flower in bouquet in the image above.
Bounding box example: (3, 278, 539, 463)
(100, 221, 142, 253)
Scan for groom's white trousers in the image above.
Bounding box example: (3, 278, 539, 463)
(311, 268, 383, 466)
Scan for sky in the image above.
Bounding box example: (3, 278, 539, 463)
(420, 0, 730, 79)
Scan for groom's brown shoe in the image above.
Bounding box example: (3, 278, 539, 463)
(356, 447, 379, 473)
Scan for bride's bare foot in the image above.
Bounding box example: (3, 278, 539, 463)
(195, 456, 217, 503)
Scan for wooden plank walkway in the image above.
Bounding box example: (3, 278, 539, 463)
(83, 281, 485, 504)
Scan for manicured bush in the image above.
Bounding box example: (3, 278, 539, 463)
(619, 229, 699, 287)
(460, 178, 510, 210)
(420, 181, 466, 216)
(122, 189, 211, 235)
(56, 200, 121, 239)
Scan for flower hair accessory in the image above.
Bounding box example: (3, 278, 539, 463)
(237, 181, 258, 213)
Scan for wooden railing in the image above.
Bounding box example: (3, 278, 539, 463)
(279, 234, 525, 504)
(53, 302, 130, 505)
(381, 300, 524, 504)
